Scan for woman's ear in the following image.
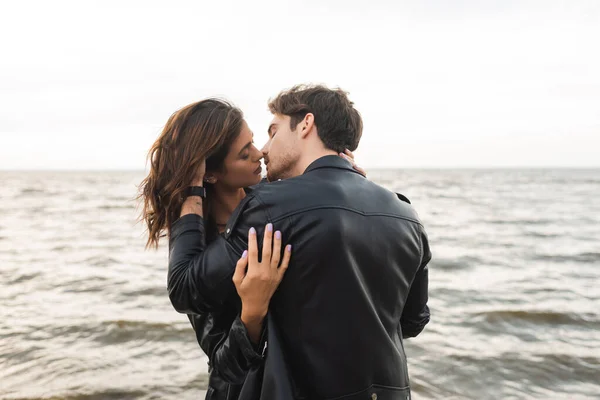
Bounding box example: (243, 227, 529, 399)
(204, 174, 217, 184)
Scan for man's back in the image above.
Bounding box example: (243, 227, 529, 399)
(246, 156, 431, 399)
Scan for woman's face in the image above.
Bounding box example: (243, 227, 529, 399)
(213, 120, 263, 189)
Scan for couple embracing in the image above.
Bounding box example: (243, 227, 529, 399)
(140, 84, 431, 400)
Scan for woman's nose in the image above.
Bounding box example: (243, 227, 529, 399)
(251, 145, 264, 161)
(260, 142, 269, 155)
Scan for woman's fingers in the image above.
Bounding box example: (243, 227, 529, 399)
(277, 245, 292, 281)
(248, 227, 258, 263)
(340, 152, 367, 177)
(192, 159, 207, 186)
(344, 148, 354, 160)
(270, 230, 282, 269)
(339, 152, 351, 162)
(354, 164, 367, 177)
(262, 223, 273, 267)
(232, 250, 248, 286)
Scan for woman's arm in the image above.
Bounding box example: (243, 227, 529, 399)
(181, 226, 291, 384)
(232, 225, 291, 343)
(168, 193, 275, 315)
(188, 311, 265, 385)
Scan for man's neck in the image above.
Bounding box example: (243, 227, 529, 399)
(211, 185, 246, 224)
(295, 148, 338, 176)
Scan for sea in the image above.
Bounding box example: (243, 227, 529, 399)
(1, 169, 599, 400)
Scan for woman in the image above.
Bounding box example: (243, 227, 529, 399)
(139, 98, 363, 399)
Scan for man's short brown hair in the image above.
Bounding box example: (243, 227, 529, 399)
(268, 84, 363, 152)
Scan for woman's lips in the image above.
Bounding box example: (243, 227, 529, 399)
(254, 165, 262, 175)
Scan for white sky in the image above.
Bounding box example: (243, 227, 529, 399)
(1, 0, 599, 169)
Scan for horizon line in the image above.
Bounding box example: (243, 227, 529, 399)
(1, 166, 599, 172)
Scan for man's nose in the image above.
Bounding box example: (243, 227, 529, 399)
(260, 142, 269, 155)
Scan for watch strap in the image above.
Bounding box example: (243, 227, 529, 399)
(185, 186, 206, 199)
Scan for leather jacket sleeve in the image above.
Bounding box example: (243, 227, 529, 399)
(168, 194, 268, 315)
(400, 225, 431, 338)
(188, 312, 264, 385)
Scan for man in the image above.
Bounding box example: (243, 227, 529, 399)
(169, 84, 431, 400)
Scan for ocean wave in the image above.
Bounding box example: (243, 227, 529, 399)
(411, 350, 600, 398)
(19, 188, 46, 195)
(472, 309, 597, 326)
(524, 231, 560, 238)
(429, 287, 487, 306)
(7, 389, 148, 400)
(107, 196, 132, 202)
(40, 320, 190, 346)
(51, 245, 73, 252)
(93, 320, 192, 345)
(432, 256, 482, 270)
(82, 256, 121, 267)
(119, 286, 167, 298)
(451, 351, 600, 382)
(486, 218, 555, 225)
(98, 204, 133, 210)
(6, 272, 42, 285)
(533, 252, 600, 263)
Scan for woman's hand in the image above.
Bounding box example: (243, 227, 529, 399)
(191, 158, 206, 186)
(180, 158, 206, 218)
(233, 224, 292, 343)
(339, 149, 367, 177)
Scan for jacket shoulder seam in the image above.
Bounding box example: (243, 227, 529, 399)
(223, 193, 258, 239)
(253, 192, 274, 223)
(270, 205, 423, 226)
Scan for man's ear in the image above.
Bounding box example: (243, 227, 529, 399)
(298, 113, 315, 139)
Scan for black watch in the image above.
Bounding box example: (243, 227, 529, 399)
(184, 186, 206, 199)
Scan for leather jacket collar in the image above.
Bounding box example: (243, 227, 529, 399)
(303, 154, 364, 176)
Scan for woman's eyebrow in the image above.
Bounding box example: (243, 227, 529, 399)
(238, 142, 252, 156)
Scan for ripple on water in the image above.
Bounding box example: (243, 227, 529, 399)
(98, 204, 133, 210)
(533, 252, 600, 264)
(412, 350, 600, 398)
(6, 389, 149, 400)
(430, 255, 482, 271)
(472, 309, 598, 327)
(119, 286, 167, 298)
(485, 218, 556, 226)
(34, 319, 192, 346)
(82, 256, 121, 267)
(19, 188, 46, 195)
(5, 272, 42, 285)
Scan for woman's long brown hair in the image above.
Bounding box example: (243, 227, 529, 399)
(139, 99, 243, 248)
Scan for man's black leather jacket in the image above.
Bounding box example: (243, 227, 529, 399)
(169, 155, 431, 400)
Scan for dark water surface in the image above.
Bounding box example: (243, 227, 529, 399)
(1, 170, 599, 399)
